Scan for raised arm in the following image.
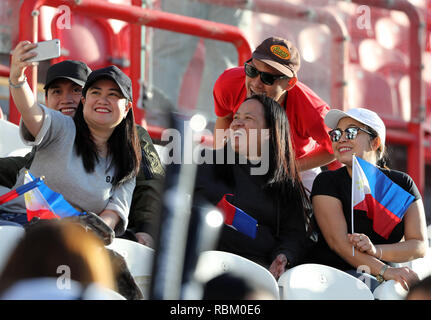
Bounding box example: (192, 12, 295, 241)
(9, 41, 44, 138)
(296, 146, 335, 172)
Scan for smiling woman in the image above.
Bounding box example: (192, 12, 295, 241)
(1, 42, 141, 237)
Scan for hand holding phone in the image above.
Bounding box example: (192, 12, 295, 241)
(26, 39, 61, 62)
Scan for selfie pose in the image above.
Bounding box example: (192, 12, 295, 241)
(304, 108, 428, 291)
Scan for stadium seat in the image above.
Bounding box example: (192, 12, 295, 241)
(7, 148, 32, 157)
(154, 144, 168, 167)
(346, 64, 395, 118)
(277, 263, 374, 300)
(423, 52, 431, 125)
(298, 25, 329, 64)
(194, 250, 280, 299)
(373, 280, 408, 300)
(398, 75, 412, 122)
(0, 119, 31, 158)
(106, 238, 154, 298)
(177, 38, 205, 112)
(0, 226, 25, 274)
(358, 39, 408, 74)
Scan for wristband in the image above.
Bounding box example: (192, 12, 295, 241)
(8, 76, 27, 88)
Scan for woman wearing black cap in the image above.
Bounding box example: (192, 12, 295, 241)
(3, 41, 141, 235)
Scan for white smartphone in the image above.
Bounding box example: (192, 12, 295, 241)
(27, 39, 61, 62)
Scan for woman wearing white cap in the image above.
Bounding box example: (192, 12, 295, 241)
(304, 107, 428, 291)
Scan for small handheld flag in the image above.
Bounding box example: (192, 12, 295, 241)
(24, 171, 83, 221)
(0, 177, 44, 205)
(217, 194, 257, 239)
(352, 155, 415, 239)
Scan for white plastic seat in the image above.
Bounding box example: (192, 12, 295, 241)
(194, 250, 280, 299)
(7, 147, 32, 157)
(278, 263, 374, 300)
(106, 238, 154, 298)
(373, 280, 408, 300)
(0, 226, 26, 274)
(0, 119, 31, 157)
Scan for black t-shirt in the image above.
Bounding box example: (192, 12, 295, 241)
(303, 166, 421, 270)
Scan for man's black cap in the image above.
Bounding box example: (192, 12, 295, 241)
(82, 65, 133, 101)
(44, 60, 92, 90)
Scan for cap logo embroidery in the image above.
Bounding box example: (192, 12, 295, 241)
(270, 45, 291, 60)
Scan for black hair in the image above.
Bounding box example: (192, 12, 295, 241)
(73, 95, 141, 186)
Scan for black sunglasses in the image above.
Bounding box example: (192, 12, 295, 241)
(244, 61, 289, 86)
(328, 127, 375, 142)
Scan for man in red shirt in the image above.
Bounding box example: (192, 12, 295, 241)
(213, 37, 335, 190)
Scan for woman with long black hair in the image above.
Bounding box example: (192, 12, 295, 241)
(194, 94, 313, 279)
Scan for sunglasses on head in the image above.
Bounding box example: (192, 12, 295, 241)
(244, 61, 289, 86)
(328, 126, 375, 142)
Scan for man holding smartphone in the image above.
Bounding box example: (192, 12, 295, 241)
(2, 41, 164, 248)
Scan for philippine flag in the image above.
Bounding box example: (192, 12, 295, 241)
(23, 171, 83, 221)
(352, 155, 415, 239)
(216, 194, 258, 239)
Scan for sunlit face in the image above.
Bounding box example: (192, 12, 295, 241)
(81, 78, 131, 131)
(229, 98, 268, 158)
(332, 117, 380, 166)
(245, 59, 290, 105)
(46, 79, 82, 117)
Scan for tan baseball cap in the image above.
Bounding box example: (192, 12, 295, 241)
(252, 37, 301, 77)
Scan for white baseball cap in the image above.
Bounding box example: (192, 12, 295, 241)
(324, 108, 386, 145)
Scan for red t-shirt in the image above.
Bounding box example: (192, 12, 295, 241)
(213, 67, 333, 159)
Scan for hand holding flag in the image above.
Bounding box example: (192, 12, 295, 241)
(23, 171, 83, 221)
